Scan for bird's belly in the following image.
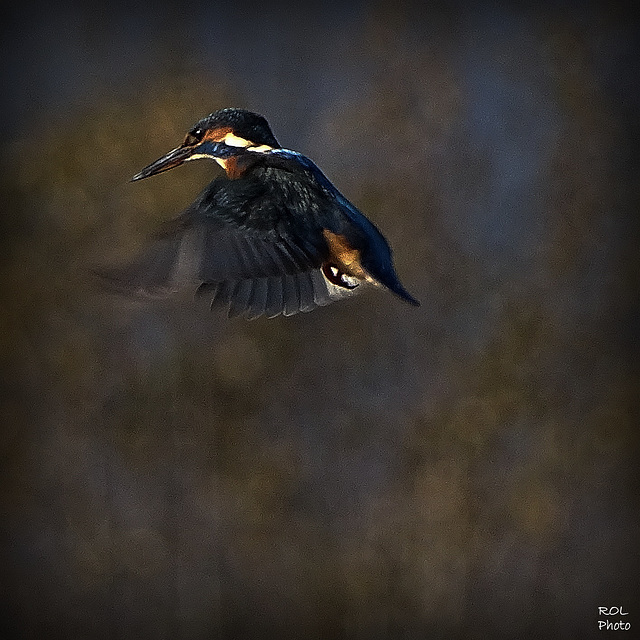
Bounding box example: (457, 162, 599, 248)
(320, 229, 381, 292)
(322, 229, 368, 279)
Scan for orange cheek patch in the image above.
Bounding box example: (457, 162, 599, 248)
(203, 127, 233, 142)
(203, 129, 255, 148)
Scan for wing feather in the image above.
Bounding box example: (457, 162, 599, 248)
(245, 278, 269, 320)
(264, 277, 284, 318)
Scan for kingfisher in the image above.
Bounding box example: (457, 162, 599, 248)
(109, 108, 419, 318)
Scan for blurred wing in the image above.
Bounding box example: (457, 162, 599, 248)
(97, 211, 363, 318)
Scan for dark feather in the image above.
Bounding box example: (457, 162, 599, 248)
(228, 280, 253, 318)
(282, 275, 300, 316)
(246, 278, 269, 320)
(264, 277, 284, 318)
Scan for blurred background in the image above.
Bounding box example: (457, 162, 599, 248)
(1, 1, 638, 638)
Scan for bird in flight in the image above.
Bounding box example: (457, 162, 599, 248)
(106, 108, 419, 319)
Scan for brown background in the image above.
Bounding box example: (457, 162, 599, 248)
(1, 1, 638, 638)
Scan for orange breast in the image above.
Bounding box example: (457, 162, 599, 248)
(216, 156, 245, 179)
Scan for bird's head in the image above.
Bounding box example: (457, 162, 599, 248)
(131, 108, 280, 181)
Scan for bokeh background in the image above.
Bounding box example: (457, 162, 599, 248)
(1, 1, 638, 638)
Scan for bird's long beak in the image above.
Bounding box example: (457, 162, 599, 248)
(131, 141, 237, 181)
(131, 144, 197, 181)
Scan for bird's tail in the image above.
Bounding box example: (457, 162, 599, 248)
(380, 272, 421, 306)
(361, 255, 420, 307)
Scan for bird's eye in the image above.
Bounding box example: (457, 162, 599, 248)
(184, 128, 204, 146)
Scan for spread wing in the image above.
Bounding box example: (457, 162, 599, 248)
(97, 174, 364, 318)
